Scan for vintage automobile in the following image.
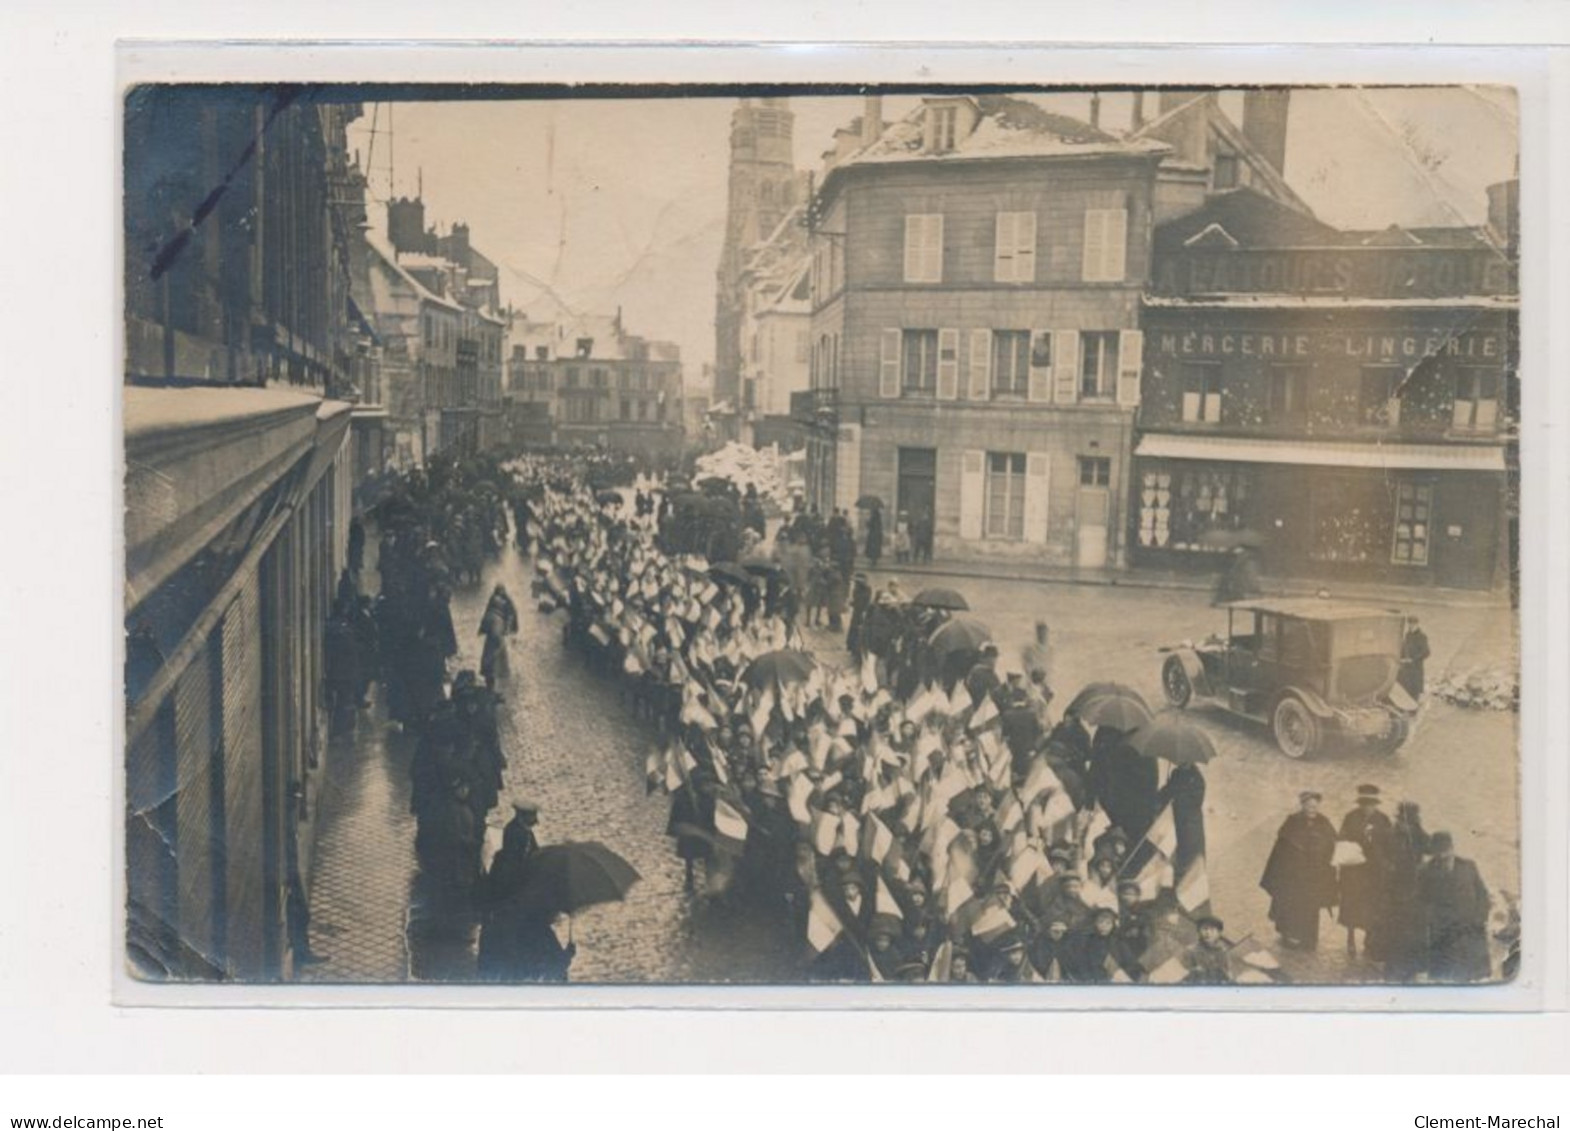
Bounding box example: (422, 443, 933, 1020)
(1159, 599, 1416, 759)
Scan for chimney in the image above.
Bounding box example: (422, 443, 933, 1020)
(1241, 89, 1291, 175)
(1131, 91, 1145, 130)
(1487, 177, 1519, 257)
(862, 94, 883, 146)
(1089, 93, 1102, 129)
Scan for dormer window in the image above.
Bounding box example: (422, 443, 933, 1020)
(927, 105, 959, 153)
(575, 338, 594, 359)
(1213, 152, 1240, 190)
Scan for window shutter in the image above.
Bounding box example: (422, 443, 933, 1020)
(1082, 210, 1106, 282)
(1117, 329, 1143, 407)
(1052, 329, 1080, 404)
(960, 451, 985, 541)
(1024, 452, 1051, 545)
(994, 212, 1015, 282)
(1106, 209, 1128, 283)
(969, 329, 992, 400)
(879, 329, 901, 398)
(904, 216, 922, 283)
(1015, 211, 1037, 283)
(1028, 330, 1053, 403)
(1476, 396, 1498, 431)
(937, 328, 960, 400)
(1451, 396, 1470, 431)
(925, 215, 945, 283)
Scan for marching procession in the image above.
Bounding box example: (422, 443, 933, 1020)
(317, 448, 1505, 987)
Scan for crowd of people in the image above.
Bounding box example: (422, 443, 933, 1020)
(514, 456, 1271, 986)
(1260, 785, 1497, 983)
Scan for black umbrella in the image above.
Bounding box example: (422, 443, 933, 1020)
(1076, 694, 1154, 732)
(741, 649, 818, 690)
(595, 488, 625, 504)
(856, 495, 885, 510)
(928, 617, 993, 657)
(708, 562, 755, 586)
(1130, 712, 1217, 764)
(1065, 681, 1153, 717)
(516, 842, 641, 915)
(911, 586, 970, 612)
(740, 557, 784, 577)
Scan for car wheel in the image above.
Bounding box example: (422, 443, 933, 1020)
(1162, 656, 1193, 708)
(1368, 710, 1410, 755)
(1272, 695, 1320, 760)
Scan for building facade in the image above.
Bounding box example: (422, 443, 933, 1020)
(1133, 186, 1518, 591)
(123, 85, 363, 980)
(738, 208, 812, 450)
(506, 313, 686, 457)
(806, 95, 1168, 567)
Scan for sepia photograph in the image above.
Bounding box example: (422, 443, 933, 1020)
(121, 80, 1522, 991)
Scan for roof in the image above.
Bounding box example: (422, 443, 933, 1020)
(1135, 433, 1506, 472)
(365, 235, 463, 313)
(1131, 94, 1312, 216)
(124, 385, 324, 442)
(1221, 598, 1407, 622)
(1155, 187, 1341, 253)
(819, 95, 1167, 203)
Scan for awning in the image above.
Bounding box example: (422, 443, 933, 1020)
(1135, 433, 1506, 472)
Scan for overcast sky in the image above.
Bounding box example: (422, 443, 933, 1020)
(346, 87, 1517, 382)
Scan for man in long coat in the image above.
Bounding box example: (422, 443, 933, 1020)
(1418, 832, 1492, 983)
(1338, 784, 1394, 958)
(1260, 790, 1339, 949)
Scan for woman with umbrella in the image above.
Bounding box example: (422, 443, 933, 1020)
(482, 840, 641, 982)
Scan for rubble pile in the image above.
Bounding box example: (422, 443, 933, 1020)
(1432, 666, 1520, 712)
(693, 442, 792, 511)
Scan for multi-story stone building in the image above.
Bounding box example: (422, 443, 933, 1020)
(1133, 182, 1518, 591)
(506, 312, 685, 457)
(737, 207, 812, 450)
(805, 94, 1168, 567)
(123, 85, 365, 980)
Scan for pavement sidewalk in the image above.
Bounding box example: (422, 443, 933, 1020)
(861, 556, 1510, 611)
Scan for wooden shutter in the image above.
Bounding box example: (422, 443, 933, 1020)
(924, 215, 945, 283)
(1015, 211, 1037, 283)
(880, 329, 901, 398)
(969, 329, 992, 400)
(1106, 209, 1128, 283)
(994, 212, 1015, 282)
(1117, 329, 1144, 407)
(937, 328, 960, 400)
(1024, 452, 1051, 545)
(1028, 330, 1053, 403)
(904, 216, 922, 283)
(1053, 329, 1080, 404)
(960, 451, 985, 541)
(1082, 210, 1106, 282)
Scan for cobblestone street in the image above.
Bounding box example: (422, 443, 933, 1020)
(304, 530, 1518, 986)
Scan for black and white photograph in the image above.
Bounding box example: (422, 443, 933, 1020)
(122, 80, 1522, 990)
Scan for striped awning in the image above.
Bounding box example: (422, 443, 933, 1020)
(1135, 433, 1506, 472)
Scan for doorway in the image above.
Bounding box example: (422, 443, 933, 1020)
(897, 447, 937, 564)
(1076, 456, 1111, 568)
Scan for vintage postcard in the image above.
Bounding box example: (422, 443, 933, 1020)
(122, 79, 1522, 993)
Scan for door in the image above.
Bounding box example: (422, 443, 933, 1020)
(1075, 456, 1111, 568)
(897, 448, 937, 560)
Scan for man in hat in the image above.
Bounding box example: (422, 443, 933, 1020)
(1000, 683, 1045, 779)
(1338, 784, 1394, 958)
(1398, 617, 1431, 701)
(1417, 832, 1492, 982)
(846, 572, 873, 661)
(1021, 621, 1054, 699)
(1260, 790, 1339, 950)
(1028, 916, 1073, 981)
(1181, 916, 1234, 984)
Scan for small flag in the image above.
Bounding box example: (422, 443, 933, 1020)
(806, 889, 843, 954)
(1105, 952, 1133, 984)
(861, 653, 879, 694)
(778, 748, 809, 779)
(714, 796, 749, 850)
(1145, 804, 1179, 859)
(1176, 854, 1210, 914)
(1146, 954, 1189, 985)
(839, 811, 861, 853)
(948, 680, 973, 717)
(1129, 847, 1176, 901)
(787, 774, 814, 825)
(969, 903, 1016, 943)
(1008, 846, 1048, 894)
(1228, 934, 1281, 972)
(663, 748, 684, 792)
(875, 876, 903, 920)
(811, 810, 839, 856)
(995, 793, 1024, 835)
(862, 814, 896, 863)
(969, 693, 999, 730)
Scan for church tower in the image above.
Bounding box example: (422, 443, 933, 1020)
(714, 97, 799, 418)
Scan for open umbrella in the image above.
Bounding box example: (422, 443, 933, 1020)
(1076, 694, 1154, 731)
(856, 495, 885, 510)
(740, 557, 784, 577)
(1065, 681, 1152, 717)
(595, 488, 625, 505)
(516, 841, 641, 915)
(741, 649, 818, 690)
(1129, 712, 1217, 764)
(911, 586, 970, 612)
(708, 562, 755, 587)
(928, 617, 993, 657)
